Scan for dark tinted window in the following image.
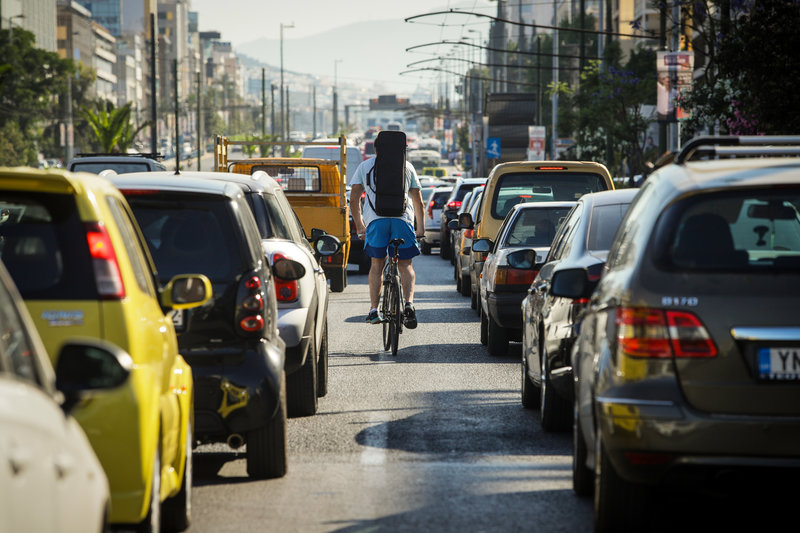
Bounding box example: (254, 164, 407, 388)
(658, 190, 800, 271)
(261, 194, 292, 239)
(124, 193, 246, 282)
(454, 183, 481, 202)
(0, 192, 96, 299)
(432, 190, 452, 209)
(71, 161, 159, 174)
(587, 203, 630, 252)
(503, 206, 573, 247)
(492, 172, 608, 219)
(0, 275, 41, 385)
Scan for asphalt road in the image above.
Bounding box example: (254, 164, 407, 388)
(187, 250, 593, 533)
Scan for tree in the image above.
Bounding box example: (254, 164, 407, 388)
(0, 122, 38, 166)
(82, 102, 147, 153)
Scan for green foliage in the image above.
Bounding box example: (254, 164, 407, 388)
(82, 102, 147, 153)
(0, 122, 38, 166)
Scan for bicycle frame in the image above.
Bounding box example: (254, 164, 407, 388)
(381, 239, 405, 356)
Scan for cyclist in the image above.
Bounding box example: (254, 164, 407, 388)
(350, 131, 425, 328)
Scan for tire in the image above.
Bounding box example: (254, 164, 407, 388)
(572, 403, 593, 497)
(247, 373, 288, 479)
(521, 355, 540, 409)
(539, 346, 571, 432)
(420, 240, 431, 255)
(287, 327, 318, 417)
(317, 318, 329, 397)
(459, 268, 471, 297)
(470, 282, 478, 309)
(479, 304, 488, 346)
(594, 438, 649, 533)
(388, 281, 401, 357)
(382, 284, 392, 351)
(162, 420, 192, 532)
(487, 314, 509, 356)
(330, 269, 346, 292)
(440, 235, 451, 259)
(455, 268, 462, 293)
(449, 236, 456, 265)
(136, 442, 161, 533)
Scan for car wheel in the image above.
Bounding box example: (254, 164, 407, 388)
(521, 354, 540, 409)
(594, 438, 649, 533)
(440, 236, 451, 259)
(459, 270, 471, 297)
(162, 419, 192, 531)
(572, 402, 593, 497)
(317, 318, 329, 397)
(136, 441, 161, 533)
(247, 373, 288, 479)
(479, 303, 488, 346)
(539, 346, 571, 432)
(287, 330, 318, 417)
(455, 268, 462, 292)
(330, 269, 346, 292)
(487, 313, 509, 356)
(470, 283, 478, 310)
(420, 240, 431, 255)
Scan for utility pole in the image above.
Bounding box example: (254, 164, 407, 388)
(659, 2, 667, 155)
(551, 0, 558, 159)
(270, 83, 276, 155)
(261, 68, 266, 141)
(312, 85, 317, 138)
(280, 22, 294, 155)
(174, 59, 180, 172)
(65, 74, 74, 163)
(150, 12, 158, 154)
(196, 71, 201, 170)
(286, 87, 291, 142)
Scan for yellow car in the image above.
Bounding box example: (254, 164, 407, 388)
(0, 167, 212, 532)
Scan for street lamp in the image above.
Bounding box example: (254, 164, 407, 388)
(8, 14, 25, 45)
(280, 21, 294, 153)
(333, 59, 342, 136)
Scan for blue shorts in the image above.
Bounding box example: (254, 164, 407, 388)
(364, 218, 420, 260)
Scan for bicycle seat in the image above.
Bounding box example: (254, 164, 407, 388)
(389, 238, 405, 247)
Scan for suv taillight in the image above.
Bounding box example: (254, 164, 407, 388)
(447, 200, 462, 211)
(238, 273, 265, 334)
(272, 252, 299, 302)
(427, 200, 434, 219)
(85, 222, 125, 299)
(616, 307, 717, 359)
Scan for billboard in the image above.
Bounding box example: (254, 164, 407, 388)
(527, 126, 546, 160)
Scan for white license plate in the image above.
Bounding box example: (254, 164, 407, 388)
(169, 309, 184, 330)
(758, 347, 800, 380)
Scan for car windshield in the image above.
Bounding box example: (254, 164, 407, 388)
(0, 192, 96, 299)
(661, 190, 800, 271)
(71, 161, 157, 174)
(587, 203, 631, 251)
(491, 172, 608, 219)
(124, 193, 246, 282)
(503, 206, 573, 247)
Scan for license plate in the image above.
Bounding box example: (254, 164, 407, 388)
(169, 309, 184, 330)
(758, 347, 800, 380)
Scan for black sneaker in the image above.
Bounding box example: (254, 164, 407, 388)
(366, 309, 383, 324)
(403, 303, 417, 329)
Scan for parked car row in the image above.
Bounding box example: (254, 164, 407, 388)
(0, 163, 342, 532)
(447, 136, 800, 532)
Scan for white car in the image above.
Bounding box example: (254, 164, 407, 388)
(421, 185, 453, 255)
(200, 170, 340, 417)
(0, 259, 131, 533)
(301, 144, 362, 184)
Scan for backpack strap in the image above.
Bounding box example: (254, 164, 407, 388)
(365, 165, 377, 213)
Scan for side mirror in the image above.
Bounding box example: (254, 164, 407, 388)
(314, 234, 341, 256)
(273, 257, 306, 280)
(472, 238, 492, 254)
(458, 212, 474, 229)
(310, 227, 327, 240)
(55, 338, 132, 414)
(506, 249, 542, 270)
(550, 268, 594, 299)
(161, 274, 212, 310)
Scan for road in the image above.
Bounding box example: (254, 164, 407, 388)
(188, 250, 593, 533)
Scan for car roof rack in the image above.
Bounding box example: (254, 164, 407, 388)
(74, 152, 164, 161)
(675, 135, 800, 164)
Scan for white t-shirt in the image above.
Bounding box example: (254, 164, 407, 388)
(351, 157, 421, 228)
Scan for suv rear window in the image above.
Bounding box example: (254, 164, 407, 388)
(504, 206, 573, 247)
(71, 161, 161, 174)
(124, 193, 246, 282)
(658, 190, 800, 271)
(0, 192, 96, 299)
(432, 191, 451, 209)
(252, 164, 321, 193)
(491, 172, 608, 219)
(587, 203, 630, 251)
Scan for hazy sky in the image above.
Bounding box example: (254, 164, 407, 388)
(190, 0, 496, 45)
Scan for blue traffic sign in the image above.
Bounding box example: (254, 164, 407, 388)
(486, 137, 501, 159)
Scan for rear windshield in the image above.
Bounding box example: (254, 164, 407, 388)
(71, 161, 161, 174)
(251, 164, 321, 193)
(587, 203, 630, 252)
(454, 183, 482, 202)
(432, 190, 452, 209)
(503, 206, 573, 247)
(658, 190, 800, 271)
(492, 172, 608, 219)
(123, 193, 246, 282)
(0, 192, 96, 299)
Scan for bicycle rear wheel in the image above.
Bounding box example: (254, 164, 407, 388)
(381, 283, 392, 351)
(389, 280, 401, 357)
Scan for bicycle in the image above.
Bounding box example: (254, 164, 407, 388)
(381, 238, 405, 356)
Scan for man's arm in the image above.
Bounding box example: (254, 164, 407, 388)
(409, 188, 425, 238)
(350, 183, 366, 237)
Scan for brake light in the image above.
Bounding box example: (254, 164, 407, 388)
(238, 273, 265, 335)
(85, 222, 125, 299)
(464, 229, 473, 238)
(494, 266, 536, 290)
(616, 308, 717, 359)
(536, 166, 566, 170)
(272, 252, 298, 302)
(427, 200, 434, 219)
(239, 315, 265, 332)
(447, 200, 462, 210)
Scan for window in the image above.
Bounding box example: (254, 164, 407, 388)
(504, 207, 574, 248)
(587, 203, 630, 252)
(491, 172, 607, 219)
(0, 280, 40, 385)
(253, 165, 321, 193)
(107, 197, 155, 296)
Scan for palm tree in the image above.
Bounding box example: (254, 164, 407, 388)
(82, 102, 149, 153)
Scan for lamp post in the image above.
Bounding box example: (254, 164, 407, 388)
(333, 59, 342, 136)
(8, 14, 24, 45)
(280, 21, 294, 154)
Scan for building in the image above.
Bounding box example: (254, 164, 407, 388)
(2, 0, 57, 52)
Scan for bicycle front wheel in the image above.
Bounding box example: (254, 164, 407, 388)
(381, 283, 392, 351)
(389, 279, 401, 357)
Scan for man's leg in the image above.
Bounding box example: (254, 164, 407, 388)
(398, 259, 415, 304)
(369, 256, 384, 309)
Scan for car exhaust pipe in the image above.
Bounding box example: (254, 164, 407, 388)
(227, 433, 244, 449)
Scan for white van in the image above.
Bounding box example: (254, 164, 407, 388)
(301, 144, 362, 184)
